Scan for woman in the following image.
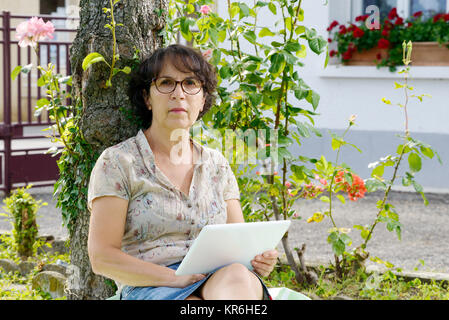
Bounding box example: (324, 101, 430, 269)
(87, 44, 278, 300)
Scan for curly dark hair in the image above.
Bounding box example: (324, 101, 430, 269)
(128, 44, 217, 129)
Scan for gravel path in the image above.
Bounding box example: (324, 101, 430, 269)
(1, 186, 448, 273)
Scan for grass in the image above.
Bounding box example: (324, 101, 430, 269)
(265, 262, 449, 300)
(1, 231, 448, 300)
(0, 232, 69, 300)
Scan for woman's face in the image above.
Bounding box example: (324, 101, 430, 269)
(146, 60, 205, 132)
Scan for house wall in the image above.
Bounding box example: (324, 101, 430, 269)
(217, 1, 449, 191)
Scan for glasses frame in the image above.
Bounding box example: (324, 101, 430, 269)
(152, 77, 203, 95)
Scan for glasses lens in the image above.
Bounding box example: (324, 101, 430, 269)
(155, 78, 176, 94)
(181, 78, 202, 94)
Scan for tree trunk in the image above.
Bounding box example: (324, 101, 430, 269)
(67, 0, 167, 300)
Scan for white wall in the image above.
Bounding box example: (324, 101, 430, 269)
(217, 1, 449, 190)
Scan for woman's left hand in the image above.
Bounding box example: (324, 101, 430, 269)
(251, 249, 278, 277)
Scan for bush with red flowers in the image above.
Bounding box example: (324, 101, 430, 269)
(328, 8, 449, 71)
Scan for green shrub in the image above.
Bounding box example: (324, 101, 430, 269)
(1, 185, 47, 259)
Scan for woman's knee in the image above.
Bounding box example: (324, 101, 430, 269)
(200, 263, 263, 299)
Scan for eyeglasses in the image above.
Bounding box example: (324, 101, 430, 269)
(152, 77, 203, 95)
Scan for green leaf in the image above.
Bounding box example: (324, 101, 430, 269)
(411, 180, 423, 193)
(306, 90, 320, 110)
(296, 122, 310, 138)
(37, 75, 47, 87)
(308, 36, 327, 55)
(371, 164, 385, 178)
(268, 2, 277, 15)
(408, 153, 422, 172)
(82, 52, 107, 71)
(320, 196, 330, 203)
(268, 52, 286, 76)
(121, 66, 131, 74)
(336, 194, 346, 204)
(11, 65, 22, 80)
(331, 137, 344, 150)
(243, 30, 256, 44)
(36, 98, 50, 108)
(420, 146, 434, 159)
(295, 25, 305, 35)
(285, 41, 301, 53)
(238, 3, 250, 18)
(259, 27, 276, 37)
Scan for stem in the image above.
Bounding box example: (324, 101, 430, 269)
(403, 69, 410, 137)
(107, 0, 117, 86)
(226, 0, 251, 129)
(327, 124, 352, 229)
(363, 66, 410, 248)
(252, 0, 259, 56)
(362, 147, 405, 248)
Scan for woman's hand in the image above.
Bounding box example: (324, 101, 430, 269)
(172, 273, 207, 288)
(251, 249, 278, 277)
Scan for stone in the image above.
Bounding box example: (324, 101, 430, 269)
(0, 258, 19, 274)
(330, 295, 353, 300)
(32, 271, 67, 299)
(37, 235, 55, 242)
(18, 261, 37, 276)
(42, 263, 68, 277)
(37, 239, 69, 255)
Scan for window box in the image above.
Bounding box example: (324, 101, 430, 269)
(328, 7, 449, 70)
(343, 41, 449, 66)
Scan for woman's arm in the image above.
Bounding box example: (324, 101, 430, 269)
(225, 199, 245, 223)
(225, 198, 278, 277)
(88, 196, 206, 287)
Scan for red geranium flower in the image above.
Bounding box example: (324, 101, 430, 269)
(338, 25, 347, 35)
(342, 49, 353, 60)
(413, 11, 423, 18)
(395, 17, 404, 25)
(376, 53, 382, 60)
(378, 38, 390, 49)
(329, 50, 337, 57)
(407, 22, 413, 28)
(381, 28, 389, 37)
(327, 20, 339, 31)
(388, 8, 398, 20)
(352, 26, 365, 38)
(433, 13, 444, 22)
(355, 14, 369, 22)
(445, 13, 449, 21)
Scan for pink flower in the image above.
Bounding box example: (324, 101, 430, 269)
(202, 49, 213, 60)
(285, 181, 292, 188)
(319, 179, 328, 186)
(200, 5, 211, 15)
(15, 17, 55, 48)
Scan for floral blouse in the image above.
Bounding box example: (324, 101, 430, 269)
(87, 129, 241, 269)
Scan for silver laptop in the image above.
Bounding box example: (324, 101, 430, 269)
(175, 220, 291, 276)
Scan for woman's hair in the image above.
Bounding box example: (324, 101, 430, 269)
(128, 44, 217, 129)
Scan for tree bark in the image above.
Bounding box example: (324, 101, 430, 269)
(67, 0, 167, 300)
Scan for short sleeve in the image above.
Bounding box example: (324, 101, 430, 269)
(222, 158, 241, 201)
(87, 148, 130, 212)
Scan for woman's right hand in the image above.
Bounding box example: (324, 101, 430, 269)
(172, 273, 207, 288)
